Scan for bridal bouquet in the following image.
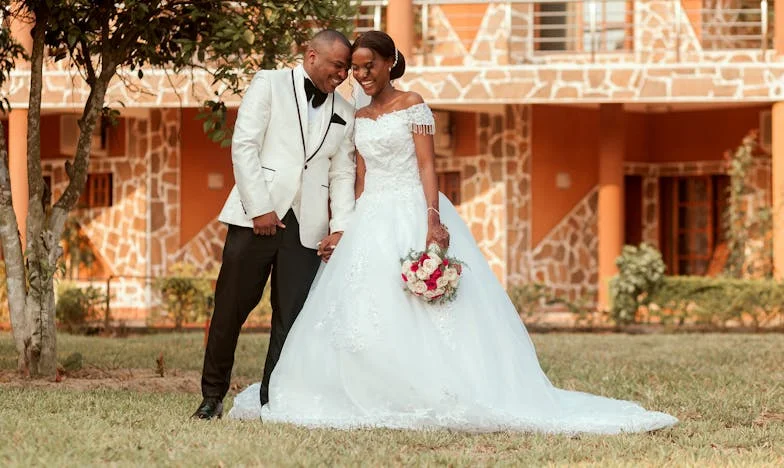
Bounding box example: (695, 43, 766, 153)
(401, 243, 463, 304)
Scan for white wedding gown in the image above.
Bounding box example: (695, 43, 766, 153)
(229, 103, 678, 434)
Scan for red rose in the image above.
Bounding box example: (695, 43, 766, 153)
(411, 263, 418, 272)
(402, 273, 408, 282)
(419, 253, 430, 263)
(425, 279, 437, 290)
(443, 259, 449, 265)
(431, 269, 442, 280)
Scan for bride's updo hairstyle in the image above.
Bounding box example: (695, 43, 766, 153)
(352, 30, 406, 80)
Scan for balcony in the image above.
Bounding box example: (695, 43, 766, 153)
(356, 0, 778, 65)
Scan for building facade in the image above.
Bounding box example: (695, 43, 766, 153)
(3, 0, 784, 323)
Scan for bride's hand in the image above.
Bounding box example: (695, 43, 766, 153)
(426, 223, 450, 251)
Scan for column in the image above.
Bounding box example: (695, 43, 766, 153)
(386, 0, 414, 58)
(772, 0, 784, 279)
(8, 111, 28, 239)
(597, 104, 625, 308)
(773, 104, 784, 279)
(9, 9, 32, 245)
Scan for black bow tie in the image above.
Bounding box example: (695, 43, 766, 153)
(304, 78, 328, 108)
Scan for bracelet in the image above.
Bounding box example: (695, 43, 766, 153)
(427, 207, 440, 216)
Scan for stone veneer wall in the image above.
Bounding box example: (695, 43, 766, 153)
(529, 189, 599, 305)
(172, 218, 227, 275)
(43, 109, 180, 319)
(433, 104, 531, 286)
(9, 2, 784, 110)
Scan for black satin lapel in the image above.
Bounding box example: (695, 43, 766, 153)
(306, 94, 335, 163)
(291, 70, 307, 160)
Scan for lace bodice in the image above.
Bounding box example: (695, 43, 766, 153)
(354, 103, 435, 195)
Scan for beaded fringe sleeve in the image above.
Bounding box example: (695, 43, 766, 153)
(405, 103, 436, 135)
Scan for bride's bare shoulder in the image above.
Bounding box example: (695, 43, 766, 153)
(355, 106, 373, 119)
(399, 92, 425, 109)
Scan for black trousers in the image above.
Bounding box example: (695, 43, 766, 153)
(200, 210, 320, 405)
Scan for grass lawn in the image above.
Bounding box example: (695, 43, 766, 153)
(1, 332, 782, 466)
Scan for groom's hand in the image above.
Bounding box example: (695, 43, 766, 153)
(317, 232, 343, 263)
(253, 211, 286, 236)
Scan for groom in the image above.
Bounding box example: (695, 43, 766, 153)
(192, 30, 356, 419)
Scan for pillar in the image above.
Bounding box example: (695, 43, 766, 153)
(772, 0, 784, 279)
(386, 0, 415, 58)
(9, 7, 32, 245)
(597, 104, 625, 308)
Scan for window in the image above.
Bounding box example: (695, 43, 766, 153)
(534, 1, 631, 52)
(438, 171, 461, 205)
(77, 173, 113, 209)
(659, 175, 729, 276)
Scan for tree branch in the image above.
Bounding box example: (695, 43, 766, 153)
(25, 2, 49, 209)
(78, 36, 96, 85)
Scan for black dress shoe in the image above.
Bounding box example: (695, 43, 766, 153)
(192, 397, 223, 420)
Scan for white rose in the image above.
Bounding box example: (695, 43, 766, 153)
(423, 290, 437, 299)
(412, 281, 428, 294)
(422, 258, 439, 274)
(436, 277, 449, 288)
(427, 252, 442, 265)
(449, 278, 459, 288)
(434, 287, 445, 296)
(416, 268, 429, 280)
(444, 267, 458, 281)
(406, 270, 417, 282)
(401, 260, 413, 273)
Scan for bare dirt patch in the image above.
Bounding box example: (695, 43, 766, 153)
(0, 368, 255, 394)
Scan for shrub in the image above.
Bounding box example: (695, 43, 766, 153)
(609, 243, 666, 325)
(507, 283, 597, 325)
(647, 276, 784, 328)
(155, 263, 214, 330)
(55, 283, 107, 333)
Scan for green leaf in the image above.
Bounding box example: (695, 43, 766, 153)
(210, 129, 226, 143)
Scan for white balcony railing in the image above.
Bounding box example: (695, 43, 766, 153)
(685, 0, 774, 51)
(354, 0, 776, 63)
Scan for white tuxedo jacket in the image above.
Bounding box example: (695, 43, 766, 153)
(218, 66, 356, 249)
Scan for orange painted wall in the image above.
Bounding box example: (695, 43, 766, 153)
(624, 111, 649, 162)
(453, 112, 477, 157)
(531, 105, 600, 246)
(531, 105, 767, 247)
(179, 108, 236, 247)
(38, 114, 126, 159)
(642, 106, 768, 163)
(438, 4, 488, 47)
(40, 115, 62, 159)
(682, 0, 703, 39)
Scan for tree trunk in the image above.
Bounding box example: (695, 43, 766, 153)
(0, 120, 29, 372)
(22, 4, 58, 378)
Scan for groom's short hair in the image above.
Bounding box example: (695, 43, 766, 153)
(310, 29, 351, 51)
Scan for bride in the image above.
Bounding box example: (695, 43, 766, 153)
(229, 31, 678, 434)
